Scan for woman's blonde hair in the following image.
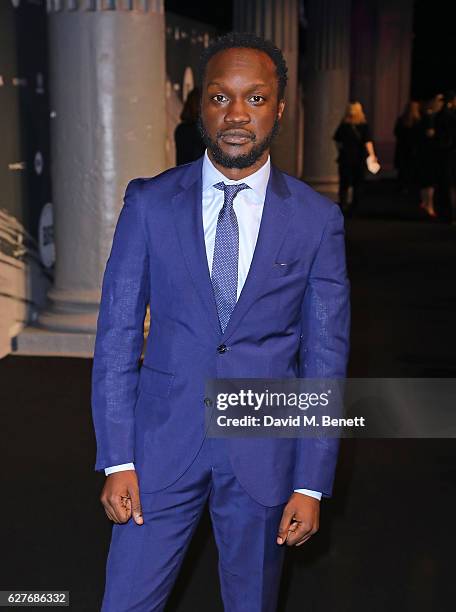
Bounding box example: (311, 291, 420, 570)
(343, 101, 367, 124)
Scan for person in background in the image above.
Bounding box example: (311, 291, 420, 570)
(393, 101, 421, 195)
(416, 93, 445, 218)
(434, 90, 456, 223)
(174, 87, 206, 165)
(333, 101, 378, 216)
(446, 91, 456, 223)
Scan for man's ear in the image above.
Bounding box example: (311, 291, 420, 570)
(277, 99, 285, 121)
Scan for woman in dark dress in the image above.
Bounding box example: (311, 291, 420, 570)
(445, 93, 456, 223)
(415, 93, 445, 217)
(393, 100, 421, 194)
(333, 101, 378, 214)
(174, 87, 206, 166)
(434, 91, 456, 222)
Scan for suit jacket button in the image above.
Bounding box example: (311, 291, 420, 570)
(217, 344, 227, 354)
(204, 397, 213, 407)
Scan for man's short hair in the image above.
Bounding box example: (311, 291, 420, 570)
(199, 32, 288, 101)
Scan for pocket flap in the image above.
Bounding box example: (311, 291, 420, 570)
(139, 365, 175, 398)
(269, 257, 301, 277)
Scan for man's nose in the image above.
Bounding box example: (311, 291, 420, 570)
(224, 99, 250, 124)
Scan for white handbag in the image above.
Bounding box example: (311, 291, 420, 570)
(366, 155, 381, 174)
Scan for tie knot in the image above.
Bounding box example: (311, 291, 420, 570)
(214, 181, 251, 203)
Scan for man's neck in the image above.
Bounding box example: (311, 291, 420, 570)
(207, 150, 270, 180)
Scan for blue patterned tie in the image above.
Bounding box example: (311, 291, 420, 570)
(211, 181, 251, 333)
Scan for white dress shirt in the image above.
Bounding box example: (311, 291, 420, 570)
(105, 150, 322, 502)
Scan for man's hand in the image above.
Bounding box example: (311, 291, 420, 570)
(100, 470, 143, 525)
(276, 493, 320, 546)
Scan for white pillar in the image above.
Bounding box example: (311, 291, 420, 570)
(233, 0, 300, 177)
(349, 0, 414, 171)
(302, 0, 351, 194)
(38, 0, 167, 334)
(372, 0, 413, 170)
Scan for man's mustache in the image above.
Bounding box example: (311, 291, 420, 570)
(216, 129, 256, 141)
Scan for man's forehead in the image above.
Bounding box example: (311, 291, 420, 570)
(206, 47, 276, 75)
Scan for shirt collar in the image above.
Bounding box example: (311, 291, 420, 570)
(202, 149, 270, 202)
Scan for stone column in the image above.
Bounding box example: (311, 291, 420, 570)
(302, 0, 351, 194)
(233, 0, 300, 177)
(349, 0, 414, 171)
(38, 0, 167, 334)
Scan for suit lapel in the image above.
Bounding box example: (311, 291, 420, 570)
(172, 159, 222, 337)
(221, 165, 292, 343)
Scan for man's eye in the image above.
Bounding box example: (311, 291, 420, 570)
(213, 95, 228, 103)
(250, 95, 265, 104)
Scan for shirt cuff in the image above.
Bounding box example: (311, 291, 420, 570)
(293, 488, 322, 500)
(104, 463, 135, 476)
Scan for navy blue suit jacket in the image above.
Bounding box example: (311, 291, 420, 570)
(91, 156, 351, 506)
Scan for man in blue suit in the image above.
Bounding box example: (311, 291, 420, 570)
(92, 32, 350, 612)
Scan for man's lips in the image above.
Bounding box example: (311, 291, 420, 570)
(218, 131, 255, 145)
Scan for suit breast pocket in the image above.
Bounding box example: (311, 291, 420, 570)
(269, 257, 302, 278)
(139, 365, 175, 398)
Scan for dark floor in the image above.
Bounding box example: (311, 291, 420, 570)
(1, 179, 455, 611)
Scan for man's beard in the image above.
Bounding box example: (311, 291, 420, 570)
(197, 116, 280, 169)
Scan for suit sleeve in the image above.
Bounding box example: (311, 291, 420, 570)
(294, 203, 351, 497)
(91, 179, 150, 471)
